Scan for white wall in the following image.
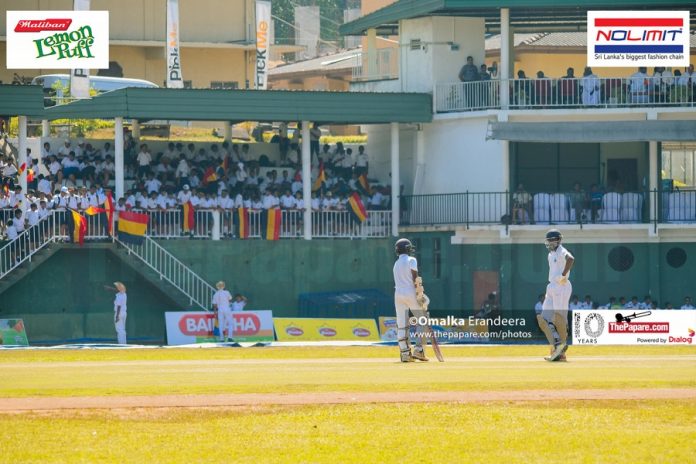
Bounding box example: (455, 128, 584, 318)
(363, 124, 416, 193)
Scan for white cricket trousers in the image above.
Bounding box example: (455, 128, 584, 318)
(115, 313, 127, 345)
(394, 291, 420, 328)
(218, 308, 233, 341)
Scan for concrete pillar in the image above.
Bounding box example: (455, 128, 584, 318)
(301, 121, 312, 240)
(211, 211, 221, 240)
(366, 28, 377, 78)
(41, 119, 50, 137)
(649, 140, 658, 225)
(224, 121, 232, 142)
(390, 122, 399, 237)
(115, 117, 124, 200)
(132, 120, 140, 141)
(500, 8, 510, 109)
(18, 116, 28, 197)
(413, 126, 425, 195)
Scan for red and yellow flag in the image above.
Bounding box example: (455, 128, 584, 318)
(358, 173, 372, 195)
(27, 168, 35, 183)
(203, 166, 218, 185)
(312, 162, 325, 192)
(70, 209, 87, 245)
(183, 201, 195, 232)
(84, 206, 106, 215)
(265, 208, 281, 241)
(221, 155, 230, 174)
(348, 192, 368, 223)
(104, 192, 115, 236)
(238, 207, 249, 239)
(117, 211, 149, 245)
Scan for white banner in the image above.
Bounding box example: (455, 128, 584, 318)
(6, 10, 109, 69)
(573, 310, 696, 345)
(165, 310, 275, 345)
(166, 0, 183, 88)
(69, 0, 91, 99)
(255, 0, 271, 89)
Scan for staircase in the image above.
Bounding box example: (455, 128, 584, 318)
(112, 236, 214, 311)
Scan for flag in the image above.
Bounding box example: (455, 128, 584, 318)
(237, 207, 249, 239)
(2, 185, 8, 194)
(104, 191, 114, 236)
(221, 155, 230, 174)
(84, 206, 106, 216)
(182, 201, 195, 232)
(117, 211, 148, 245)
(358, 173, 372, 195)
(263, 208, 281, 240)
(203, 166, 218, 185)
(69, 209, 87, 245)
(348, 192, 368, 223)
(17, 163, 26, 176)
(27, 168, 35, 183)
(312, 162, 325, 192)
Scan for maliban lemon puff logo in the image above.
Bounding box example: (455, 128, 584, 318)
(6, 11, 109, 69)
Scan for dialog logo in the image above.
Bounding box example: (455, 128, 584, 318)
(587, 10, 689, 67)
(688, 328, 695, 337)
(7, 10, 109, 69)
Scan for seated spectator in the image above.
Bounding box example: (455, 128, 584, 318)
(664, 301, 674, 310)
(629, 67, 649, 104)
(581, 67, 600, 106)
(560, 67, 578, 105)
(624, 296, 640, 309)
(513, 70, 530, 107)
(581, 294, 594, 309)
(638, 295, 652, 310)
(534, 294, 544, 314)
(680, 296, 694, 309)
(61, 152, 80, 179)
(533, 71, 551, 106)
(569, 294, 582, 310)
(474, 292, 500, 318)
(511, 183, 531, 224)
(569, 182, 586, 223)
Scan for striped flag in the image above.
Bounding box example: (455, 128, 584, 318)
(312, 162, 326, 192)
(182, 201, 195, 232)
(237, 207, 249, 239)
(348, 192, 368, 223)
(263, 208, 281, 240)
(221, 155, 230, 174)
(203, 166, 218, 185)
(17, 163, 26, 176)
(84, 206, 106, 215)
(117, 211, 149, 245)
(358, 173, 372, 195)
(69, 209, 87, 245)
(27, 168, 35, 183)
(104, 191, 114, 236)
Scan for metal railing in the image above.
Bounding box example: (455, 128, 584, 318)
(0, 214, 56, 279)
(401, 190, 696, 226)
(434, 76, 696, 113)
(115, 235, 215, 311)
(352, 49, 399, 82)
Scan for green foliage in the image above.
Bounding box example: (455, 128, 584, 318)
(52, 119, 114, 138)
(272, 0, 350, 47)
(261, 132, 367, 144)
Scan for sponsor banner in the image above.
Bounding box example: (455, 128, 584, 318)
(573, 310, 696, 345)
(0, 319, 29, 346)
(166, 0, 183, 88)
(69, 0, 91, 98)
(378, 316, 398, 341)
(165, 311, 274, 345)
(587, 11, 690, 67)
(6, 10, 109, 69)
(274, 318, 380, 342)
(255, 0, 271, 89)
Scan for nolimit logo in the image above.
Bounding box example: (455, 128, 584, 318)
(587, 11, 690, 67)
(6, 11, 109, 69)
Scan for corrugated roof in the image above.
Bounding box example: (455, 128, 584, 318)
(0, 85, 45, 117)
(43, 87, 433, 124)
(340, 0, 696, 36)
(269, 48, 361, 77)
(484, 33, 541, 50)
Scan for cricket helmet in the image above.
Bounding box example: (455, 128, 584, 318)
(544, 229, 562, 250)
(395, 238, 414, 256)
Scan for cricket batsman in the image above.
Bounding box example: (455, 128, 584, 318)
(539, 229, 574, 362)
(393, 238, 429, 362)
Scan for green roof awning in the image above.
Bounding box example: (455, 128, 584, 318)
(340, 0, 696, 35)
(44, 87, 433, 124)
(0, 85, 45, 118)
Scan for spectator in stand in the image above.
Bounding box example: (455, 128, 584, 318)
(654, 66, 673, 103)
(569, 181, 586, 223)
(231, 293, 247, 312)
(625, 296, 640, 309)
(664, 301, 674, 310)
(136, 144, 152, 179)
(560, 67, 578, 105)
(479, 64, 491, 81)
(581, 67, 600, 106)
(458, 56, 479, 82)
(61, 151, 80, 180)
(355, 146, 369, 176)
(618, 296, 627, 308)
(513, 70, 530, 107)
(581, 294, 594, 309)
(369, 188, 384, 210)
(475, 292, 500, 319)
(569, 294, 582, 310)
(511, 183, 531, 225)
(310, 123, 322, 159)
(41, 142, 53, 160)
(638, 295, 652, 310)
(534, 294, 545, 314)
(680, 296, 694, 309)
(58, 140, 72, 159)
(533, 71, 551, 107)
(589, 184, 603, 223)
(629, 67, 650, 104)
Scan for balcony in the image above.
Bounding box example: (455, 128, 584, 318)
(351, 48, 399, 82)
(434, 77, 696, 113)
(401, 190, 696, 227)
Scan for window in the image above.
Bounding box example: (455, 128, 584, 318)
(210, 81, 239, 90)
(662, 142, 696, 187)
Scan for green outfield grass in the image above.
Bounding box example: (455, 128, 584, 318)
(1, 401, 694, 463)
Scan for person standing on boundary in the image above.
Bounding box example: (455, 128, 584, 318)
(393, 238, 428, 363)
(213, 281, 233, 342)
(541, 229, 574, 362)
(104, 282, 128, 345)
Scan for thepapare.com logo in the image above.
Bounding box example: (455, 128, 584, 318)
(6, 11, 109, 69)
(587, 10, 690, 68)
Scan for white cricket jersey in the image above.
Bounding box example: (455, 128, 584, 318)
(548, 244, 573, 283)
(213, 290, 232, 311)
(114, 292, 127, 313)
(393, 254, 417, 294)
(231, 300, 246, 312)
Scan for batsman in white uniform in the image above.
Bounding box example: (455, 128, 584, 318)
(213, 281, 233, 342)
(393, 238, 429, 363)
(539, 229, 574, 362)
